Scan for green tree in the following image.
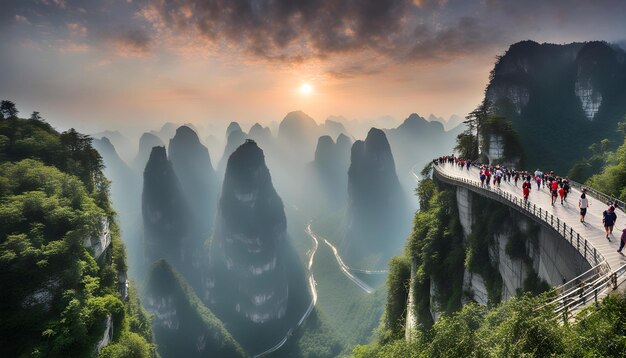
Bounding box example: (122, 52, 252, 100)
(30, 111, 43, 121)
(0, 100, 18, 119)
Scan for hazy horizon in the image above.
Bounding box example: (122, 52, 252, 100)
(2, 0, 626, 134)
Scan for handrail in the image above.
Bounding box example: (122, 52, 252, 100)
(568, 180, 626, 211)
(432, 164, 606, 267)
(430, 163, 623, 321)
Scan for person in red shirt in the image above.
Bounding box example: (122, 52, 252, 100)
(522, 179, 531, 203)
(550, 180, 558, 205)
(558, 186, 566, 205)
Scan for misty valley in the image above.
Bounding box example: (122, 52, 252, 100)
(94, 110, 460, 357)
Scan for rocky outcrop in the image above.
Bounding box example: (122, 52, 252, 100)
(277, 110, 320, 162)
(169, 126, 218, 236)
(217, 129, 247, 173)
(343, 128, 410, 269)
(206, 140, 308, 353)
(454, 186, 590, 306)
(226, 121, 243, 138)
(93, 137, 140, 215)
(142, 146, 190, 272)
(133, 132, 165, 174)
(310, 134, 352, 211)
(322, 119, 349, 138)
(484, 40, 626, 172)
(385, 114, 460, 209)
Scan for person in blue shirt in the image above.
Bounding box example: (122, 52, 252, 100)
(603, 205, 617, 240)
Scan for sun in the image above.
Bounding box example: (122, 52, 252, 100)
(299, 83, 313, 96)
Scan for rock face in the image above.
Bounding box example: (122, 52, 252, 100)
(226, 121, 243, 138)
(217, 129, 247, 173)
(385, 113, 461, 207)
(455, 187, 589, 306)
(322, 119, 349, 138)
(343, 128, 410, 269)
(484, 40, 626, 172)
(93, 137, 139, 215)
(92, 130, 133, 162)
(248, 123, 273, 147)
(142, 146, 189, 272)
(277, 110, 320, 162)
(169, 126, 218, 236)
(311, 134, 352, 211)
(133, 132, 165, 174)
(206, 140, 308, 353)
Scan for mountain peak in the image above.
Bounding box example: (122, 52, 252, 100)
(226, 121, 242, 137)
(172, 125, 200, 143)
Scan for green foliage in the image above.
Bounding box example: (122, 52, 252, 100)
(354, 293, 626, 357)
(98, 332, 152, 358)
(380, 256, 411, 343)
(407, 179, 465, 328)
(0, 115, 106, 194)
(0, 100, 18, 119)
(568, 138, 612, 182)
(564, 293, 626, 356)
(585, 131, 626, 202)
(266, 309, 343, 358)
(145, 259, 247, 358)
(0, 111, 153, 357)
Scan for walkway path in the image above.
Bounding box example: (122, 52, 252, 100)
(434, 162, 626, 272)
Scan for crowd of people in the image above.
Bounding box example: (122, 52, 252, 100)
(433, 155, 625, 253)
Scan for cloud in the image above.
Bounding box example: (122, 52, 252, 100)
(138, 0, 505, 75)
(108, 29, 152, 57)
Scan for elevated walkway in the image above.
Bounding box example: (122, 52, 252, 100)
(432, 162, 626, 318)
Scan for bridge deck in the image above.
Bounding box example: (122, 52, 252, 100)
(435, 163, 626, 272)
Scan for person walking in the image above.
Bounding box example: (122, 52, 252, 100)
(558, 186, 566, 205)
(550, 180, 559, 205)
(579, 191, 590, 223)
(618, 226, 626, 254)
(522, 179, 531, 203)
(534, 169, 542, 190)
(603, 205, 617, 240)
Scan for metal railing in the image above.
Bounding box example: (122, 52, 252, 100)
(433, 164, 606, 266)
(568, 180, 626, 211)
(431, 163, 623, 320)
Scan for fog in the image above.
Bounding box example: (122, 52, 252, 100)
(92, 109, 463, 356)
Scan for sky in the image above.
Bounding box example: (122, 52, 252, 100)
(1, 0, 626, 134)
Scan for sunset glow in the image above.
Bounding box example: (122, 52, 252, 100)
(299, 83, 313, 96)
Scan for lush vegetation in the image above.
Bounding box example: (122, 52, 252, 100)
(361, 174, 554, 355)
(353, 291, 626, 357)
(0, 105, 154, 357)
(583, 123, 626, 202)
(145, 259, 247, 358)
(455, 99, 524, 165)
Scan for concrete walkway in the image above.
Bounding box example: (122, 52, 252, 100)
(434, 162, 626, 272)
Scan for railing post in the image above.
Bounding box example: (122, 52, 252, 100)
(612, 273, 618, 289)
(594, 288, 598, 306)
(577, 234, 580, 252)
